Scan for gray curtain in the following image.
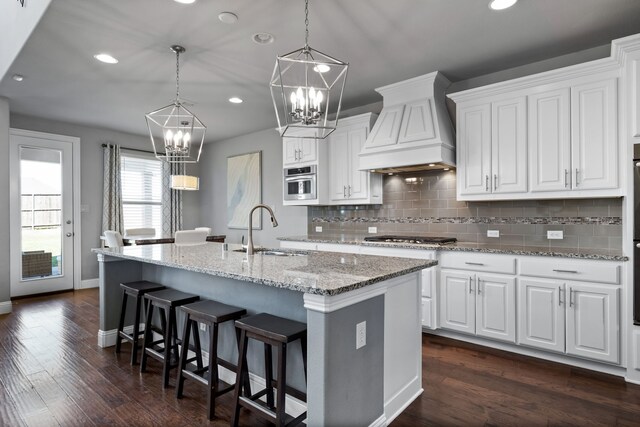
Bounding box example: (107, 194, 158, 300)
(162, 161, 183, 235)
(101, 144, 124, 234)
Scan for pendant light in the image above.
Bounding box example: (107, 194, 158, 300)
(270, 0, 348, 139)
(145, 45, 205, 164)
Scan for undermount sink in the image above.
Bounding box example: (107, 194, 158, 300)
(232, 248, 307, 257)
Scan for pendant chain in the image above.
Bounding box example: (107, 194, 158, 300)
(175, 49, 180, 101)
(304, 0, 310, 50)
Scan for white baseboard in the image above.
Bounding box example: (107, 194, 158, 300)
(98, 325, 136, 348)
(78, 278, 99, 289)
(0, 301, 12, 315)
(625, 376, 640, 386)
(369, 414, 388, 427)
(384, 376, 422, 425)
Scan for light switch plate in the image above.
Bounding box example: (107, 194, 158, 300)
(368, 226, 377, 234)
(356, 321, 366, 349)
(547, 230, 564, 239)
(487, 230, 499, 238)
(315, 226, 323, 233)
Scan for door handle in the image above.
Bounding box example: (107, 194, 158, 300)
(66, 220, 72, 225)
(553, 269, 578, 274)
(558, 286, 563, 306)
(465, 262, 484, 266)
(348, 185, 352, 197)
(468, 277, 474, 294)
(575, 168, 579, 187)
(343, 186, 347, 198)
(636, 243, 640, 249)
(477, 279, 482, 295)
(494, 174, 497, 191)
(569, 287, 574, 307)
(564, 169, 569, 188)
(485, 175, 489, 192)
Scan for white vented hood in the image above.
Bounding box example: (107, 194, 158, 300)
(359, 71, 455, 172)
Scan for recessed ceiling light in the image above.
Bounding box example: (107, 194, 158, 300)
(218, 11, 238, 24)
(489, 0, 517, 10)
(94, 53, 118, 64)
(174, 0, 196, 4)
(313, 64, 331, 73)
(252, 33, 274, 45)
(229, 97, 243, 104)
(12, 74, 24, 82)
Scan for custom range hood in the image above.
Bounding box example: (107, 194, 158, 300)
(359, 71, 455, 173)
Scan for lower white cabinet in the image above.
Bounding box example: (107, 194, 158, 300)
(518, 278, 620, 364)
(439, 270, 516, 343)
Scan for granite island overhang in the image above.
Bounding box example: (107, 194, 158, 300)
(92, 243, 438, 426)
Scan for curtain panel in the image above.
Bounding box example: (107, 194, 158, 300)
(101, 144, 124, 235)
(162, 161, 183, 235)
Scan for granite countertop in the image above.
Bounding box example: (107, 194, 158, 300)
(92, 243, 437, 296)
(278, 235, 628, 261)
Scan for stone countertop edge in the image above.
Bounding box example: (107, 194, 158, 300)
(92, 246, 438, 297)
(277, 236, 629, 262)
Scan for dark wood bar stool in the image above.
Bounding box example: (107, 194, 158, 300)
(175, 300, 250, 420)
(140, 289, 200, 387)
(115, 280, 166, 365)
(231, 313, 307, 427)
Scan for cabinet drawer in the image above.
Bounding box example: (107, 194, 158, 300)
(519, 257, 620, 285)
(439, 252, 516, 275)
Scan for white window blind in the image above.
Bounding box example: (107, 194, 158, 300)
(121, 152, 163, 232)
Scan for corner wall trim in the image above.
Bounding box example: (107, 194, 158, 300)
(0, 301, 12, 315)
(78, 278, 99, 290)
(369, 414, 387, 427)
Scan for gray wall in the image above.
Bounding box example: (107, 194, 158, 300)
(10, 113, 200, 280)
(0, 98, 10, 303)
(197, 127, 307, 247)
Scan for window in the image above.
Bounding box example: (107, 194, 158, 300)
(121, 152, 163, 232)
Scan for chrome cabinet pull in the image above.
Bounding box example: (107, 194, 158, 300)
(553, 269, 578, 274)
(469, 277, 473, 294)
(564, 169, 569, 188)
(494, 174, 497, 191)
(465, 262, 484, 266)
(348, 185, 352, 197)
(575, 168, 579, 187)
(569, 287, 574, 307)
(343, 185, 347, 198)
(558, 286, 563, 306)
(477, 279, 482, 295)
(485, 175, 489, 192)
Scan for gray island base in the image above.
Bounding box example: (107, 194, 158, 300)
(93, 243, 437, 426)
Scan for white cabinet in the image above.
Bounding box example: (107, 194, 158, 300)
(283, 137, 317, 166)
(328, 113, 382, 205)
(457, 96, 527, 196)
(439, 270, 516, 344)
(518, 278, 620, 364)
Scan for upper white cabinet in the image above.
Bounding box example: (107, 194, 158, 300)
(328, 113, 382, 204)
(450, 60, 622, 201)
(283, 137, 318, 167)
(458, 97, 527, 196)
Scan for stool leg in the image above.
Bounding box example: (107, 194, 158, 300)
(192, 321, 203, 371)
(140, 301, 154, 373)
(176, 314, 192, 399)
(301, 336, 308, 384)
(207, 323, 219, 420)
(235, 327, 252, 397)
(115, 291, 127, 354)
(231, 329, 248, 427)
(162, 307, 174, 388)
(264, 343, 274, 409)
(130, 294, 142, 365)
(275, 342, 288, 427)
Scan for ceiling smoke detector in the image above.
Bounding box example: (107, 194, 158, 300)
(218, 12, 238, 24)
(252, 33, 274, 45)
(12, 74, 24, 82)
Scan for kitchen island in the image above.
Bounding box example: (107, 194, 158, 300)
(93, 243, 437, 426)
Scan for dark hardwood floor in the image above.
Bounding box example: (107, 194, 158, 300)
(1, 289, 639, 426)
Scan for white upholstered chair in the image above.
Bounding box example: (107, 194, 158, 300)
(194, 227, 211, 235)
(104, 230, 124, 248)
(124, 227, 156, 237)
(174, 230, 208, 245)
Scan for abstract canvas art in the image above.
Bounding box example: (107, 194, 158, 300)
(227, 151, 262, 229)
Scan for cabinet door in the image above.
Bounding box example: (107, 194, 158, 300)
(439, 271, 475, 334)
(299, 138, 318, 163)
(491, 97, 527, 194)
(566, 282, 619, 364)
(517, 279, 565, 353)
(458, 104, 492, 196)
(365, 104, 404, 148)
(421, 298, 434, 329)
(347, 126, 370, 200)
(283, 138, 300, 166)
(328, 131, 349, 201)
(476, 275, 516, 343)
(529, 88, 571, 192)
(397, 99, 436, 145)
(571, 78, 618, 190)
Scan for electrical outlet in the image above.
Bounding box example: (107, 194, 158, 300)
(356, 321, 366, 349)
(547, 230, 564, 240)
(315, 226, 323, 233)
(368, 226, 377, 234)
(199, 323, 206, 331)
(487, 230, 500, 238)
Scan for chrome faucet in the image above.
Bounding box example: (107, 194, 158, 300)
(247, 204, 279, 255)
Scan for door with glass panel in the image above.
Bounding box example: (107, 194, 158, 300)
(10, 131, 75, 297)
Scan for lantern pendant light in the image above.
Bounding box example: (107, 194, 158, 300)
(145, 45, 205, 163)
(270, 0, 348, 139)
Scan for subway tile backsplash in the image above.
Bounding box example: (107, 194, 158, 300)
(308, 170, 622, 250)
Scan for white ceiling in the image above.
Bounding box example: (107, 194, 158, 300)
(2, 0, 640, 142)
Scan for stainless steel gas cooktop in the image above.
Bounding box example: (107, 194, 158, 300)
(363, 235, 457, 245)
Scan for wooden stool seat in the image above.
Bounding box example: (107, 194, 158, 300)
(176, 300, 249, 420)
(115, 281, 165, 365)
(231, 313, 308, 427)
(140, 289, 200, 388)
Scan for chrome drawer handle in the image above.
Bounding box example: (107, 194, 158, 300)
(553, 269, 578, 274)
(465, 262, 484, 266)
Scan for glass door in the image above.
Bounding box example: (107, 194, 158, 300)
(10, 132, 74, 297)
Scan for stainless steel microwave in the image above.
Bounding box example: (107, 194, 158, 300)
(284, 165, 317, 201)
